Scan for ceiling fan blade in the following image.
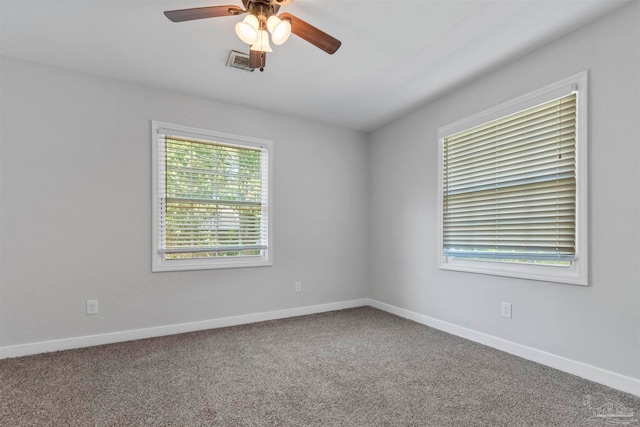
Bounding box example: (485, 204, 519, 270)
(164, 5, 245, 22)
(278, 12, 341, 55)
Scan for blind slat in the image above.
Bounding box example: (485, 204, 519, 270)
(442, 93, 577, 262)
(158, 134, 269, 258)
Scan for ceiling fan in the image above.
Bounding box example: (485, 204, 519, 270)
(164, 0, 341, 72)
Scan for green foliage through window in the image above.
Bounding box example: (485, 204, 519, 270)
(160, 136, 267, 260)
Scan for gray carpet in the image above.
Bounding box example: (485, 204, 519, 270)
(1, 307, 638, 426)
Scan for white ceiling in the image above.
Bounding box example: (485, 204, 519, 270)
(0, 0, 632, 132)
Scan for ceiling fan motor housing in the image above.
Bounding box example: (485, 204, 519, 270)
(248, 2, 276, 26)
(242, 0, 294, 8)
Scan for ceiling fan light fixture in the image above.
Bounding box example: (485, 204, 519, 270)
(270, 17, 291, 45)
(266, 15, 281, 34)
(243, 13, 260, 30)
(250, 30, 273, 52)
(235, 14, 259, 44)
(164, 2, 343, 72)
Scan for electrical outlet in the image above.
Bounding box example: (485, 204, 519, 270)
(501, 301, 512, 319)
(294, 281, 302, 293)
(86, 300, 99, 315)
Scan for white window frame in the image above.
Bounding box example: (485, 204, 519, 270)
(151, 121, 273, 272)
(437, 72, 588, 286)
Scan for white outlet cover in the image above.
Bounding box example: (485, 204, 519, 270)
(86, 300, 99, 315)
(501, 302, 512, 318)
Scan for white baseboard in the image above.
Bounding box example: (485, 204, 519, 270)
(2, 297, 638, 397)
(0, 299, 368, 360)
(366, 298, 640, 397)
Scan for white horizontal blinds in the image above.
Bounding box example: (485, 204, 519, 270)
(158, 133, 268, 259)
(442, 93, 577, 262)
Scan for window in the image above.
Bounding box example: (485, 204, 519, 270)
(152, 121, 272, 272)
(438, 72, 588, 285)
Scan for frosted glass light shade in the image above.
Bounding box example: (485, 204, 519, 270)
(235, 14, 259, 45)
(250, 30, 273, 52)
(270, 18, 291, 45)
(243, 14, 259, 30)
(266, 15, 281, 34)
(249, 30, 273, 52)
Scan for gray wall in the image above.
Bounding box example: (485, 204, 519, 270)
(0, 58, 369, 345)
(368, 2, 639, 379)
